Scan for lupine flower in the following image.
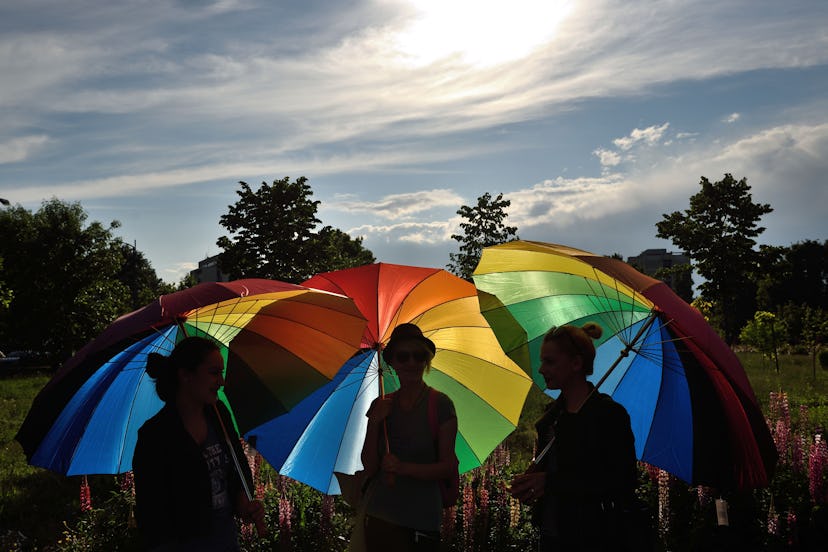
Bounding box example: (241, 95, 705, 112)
(643, 461, 660, 482)
(791, 435, 805, 473)
(769, 391, 779, 422)
(808, 434, 828, 504)
(279, 496, 293, 537)
(798, 404, 809, 430)
(320, 495, 335, 540)
(120, 470, 135, 497)
(775, 419, 790, 465)
(767, 499, 779, 536)
(786, 509, 798, 546)
(462, 481, 476, 549)
(696, 485, 711, 507)
(79, 475, 92, 512)
(509, 496, 521, 529)
(657, 469, 670, 538)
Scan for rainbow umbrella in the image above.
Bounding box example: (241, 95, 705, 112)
(473, 240, 776, 491)
(245, 263, 533, 494)
(16, 279, 367, 476)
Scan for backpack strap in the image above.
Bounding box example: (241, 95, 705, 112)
(427, 387, 439, 441)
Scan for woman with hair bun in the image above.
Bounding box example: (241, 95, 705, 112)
(133, 337, 264, 551)
(508, 323, 642, 551)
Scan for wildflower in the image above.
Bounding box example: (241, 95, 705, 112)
(320, 495, 335, 541)
(696, 485, 711, 507)
(657, 469, 670, 538)
(799, 404, 809, 431)
(767, 499, 779, 536)
(79, 475, 92, 512)
(279, 496, 293, 538)
(774, 419, 790, 465)
(509, 496, 521, 529)
(808, 434, 828, 504)
(786, 509, 798, 546)
(791, 435, 805, 473)
(120, 470, 135, 496)
(462, 481, 476, 549)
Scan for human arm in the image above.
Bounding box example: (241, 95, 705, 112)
(132, 427, 175, 549)
(360, 396, 393, 479)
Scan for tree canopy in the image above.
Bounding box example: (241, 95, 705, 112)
(448, 192, 518, 280)
(0, 199, 168, 364)
(656, 174, 772, 343)
(216, 177, 374, 283)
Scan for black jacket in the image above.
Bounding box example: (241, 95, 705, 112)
(132, 401, 252, 550)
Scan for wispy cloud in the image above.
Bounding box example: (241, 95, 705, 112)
(593, 148, 621, 167)
(724, 113, 741, 123)
(612, 123, 670, 151)
(0, 135, 49, 164)
(333, 188, 463, 220)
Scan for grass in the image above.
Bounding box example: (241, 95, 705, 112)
(1, 354, 827, 549)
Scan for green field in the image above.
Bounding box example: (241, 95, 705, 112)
(2, 353, 827, 550)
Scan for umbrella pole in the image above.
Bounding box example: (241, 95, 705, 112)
(533, 312, 659, 466)
(213, 404, 268, 537)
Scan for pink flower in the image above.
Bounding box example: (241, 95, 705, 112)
(774, 419, 790, 465)
(120, 471, 135, 497)
(808, 434, 828, 504)
(79, 475, 92, 512)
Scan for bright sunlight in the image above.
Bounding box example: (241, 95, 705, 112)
(392, 0, 574, 67)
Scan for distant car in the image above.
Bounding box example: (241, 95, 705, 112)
(0, 350, 22, 366)
(1, 350, 46, 367)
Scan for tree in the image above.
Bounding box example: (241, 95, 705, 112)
(801, 306, 828, 379)
(656, 174, 773, 344)
(448, 193, 518, 280)
(217, 177, 374, 283)
(739, 311, 783, 371)
(0, 199, 155, 363)
(755, 240, 828, 313)
(654, 264, 693, 303)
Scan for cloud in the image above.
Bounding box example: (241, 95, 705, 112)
(593, 148, 621, 167)
(724, 113, 741, 123)
(502, 118, 828, 256)
(0, 135, 48, 164)
(612, 123, 670, 151)
(348, 219, 456, 244)
(333, 188, 463, 220)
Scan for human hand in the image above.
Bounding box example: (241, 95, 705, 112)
(237, 497, 267, 537)
(506, 471, 546, 504)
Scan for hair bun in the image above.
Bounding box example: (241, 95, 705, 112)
(145, 352, 170, 379)
(581, 322, 603, 340)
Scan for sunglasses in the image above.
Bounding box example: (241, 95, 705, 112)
(392, 349, 429, 364)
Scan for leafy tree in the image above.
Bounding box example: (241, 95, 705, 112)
(801, 306, 828, 378)
(448, 192, 518, 280)
(756, 240, 828, 312)
(116, 242, 174, 311)
(739, 311, 783, 371)
(0, 199, 168, 364)
(217, 177, 374, 283)
(656, 174, 773, 343)
(0, 200, 125, 362)
(654, 264, 693, 303)
(0, 256, 12, 311)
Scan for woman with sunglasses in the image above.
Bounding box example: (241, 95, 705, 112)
(359, 323, 458, 551)
(508, 322, 642, 551)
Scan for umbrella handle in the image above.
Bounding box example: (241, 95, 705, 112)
(212, 404, 268, 538)
(378, 359, 395, 487)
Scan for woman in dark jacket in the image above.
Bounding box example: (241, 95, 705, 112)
(133, 337, 264, 551)
(508, 323, 640, 551)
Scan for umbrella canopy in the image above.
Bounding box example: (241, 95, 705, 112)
(473, 240, 776, 491)
(16, 279, 367, 476)
(245, 263, 533, 494)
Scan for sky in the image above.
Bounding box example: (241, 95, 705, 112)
(2, 0, 827, 283)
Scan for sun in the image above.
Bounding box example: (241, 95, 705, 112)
(392, 0, 574, 67)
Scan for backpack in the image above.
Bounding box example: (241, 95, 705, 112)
(426, 388, 460, 508)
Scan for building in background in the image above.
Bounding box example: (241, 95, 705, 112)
(627, 248, 692, 299)
(190, 254, 229, 283)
